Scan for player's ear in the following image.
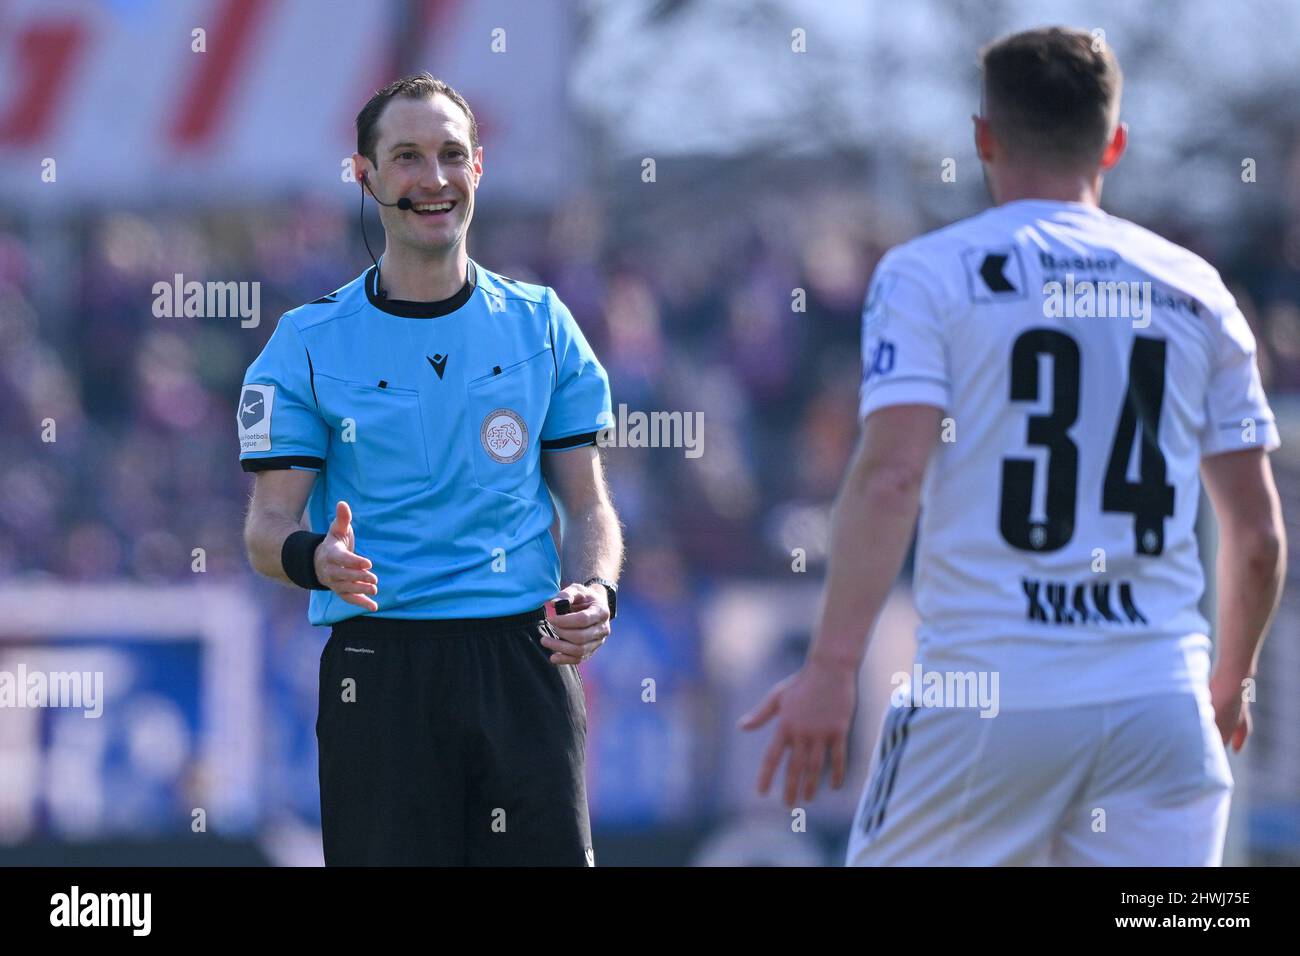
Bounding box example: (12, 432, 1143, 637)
(1099, 121, 1127, 171)
(973, 115, 996, 162)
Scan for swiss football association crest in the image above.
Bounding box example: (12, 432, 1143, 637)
(480, 408, 527, 463)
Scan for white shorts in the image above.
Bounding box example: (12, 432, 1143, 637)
(845, 691, 1233, 866)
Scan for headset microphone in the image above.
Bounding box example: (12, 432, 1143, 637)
(373, 195, 413, 210)
(361, 174, 413, 210)
(356, 173, 414, 297)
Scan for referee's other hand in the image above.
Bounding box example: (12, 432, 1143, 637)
(543, 584, 611, 666)
(314, 500, 380, 612)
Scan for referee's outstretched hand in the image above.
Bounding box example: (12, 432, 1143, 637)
(314, 500, 379, 612)
(542, 584, 611, 666)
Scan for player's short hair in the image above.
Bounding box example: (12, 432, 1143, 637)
(978, 27, 1122, 171)
(356, 72, 480, 165)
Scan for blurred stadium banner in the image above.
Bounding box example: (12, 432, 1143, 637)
(0, 585, 260, 847)
(0, 0, 578, 209)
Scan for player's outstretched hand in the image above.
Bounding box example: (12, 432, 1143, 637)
(314, 500, 379, 612)
(739, 659, 856, 807)
(542, 583, 611, 666)
(1209, 670, 1251, 753)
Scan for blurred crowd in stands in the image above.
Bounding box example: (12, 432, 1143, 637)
(3, 178, 1300, 835)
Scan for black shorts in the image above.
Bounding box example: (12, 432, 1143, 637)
(316, 608, 592, 866)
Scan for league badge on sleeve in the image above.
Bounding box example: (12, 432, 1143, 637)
(238, 384, 275, 452)
(862, 271, 897, 338)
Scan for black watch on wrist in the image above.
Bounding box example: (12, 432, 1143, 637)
(584, 577, 618, 621)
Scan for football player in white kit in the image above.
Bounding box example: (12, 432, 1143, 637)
(741, 26, 1286, 866)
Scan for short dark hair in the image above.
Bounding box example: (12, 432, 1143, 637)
(355, 72, 480, 165)
(979, 27, 1122, 169)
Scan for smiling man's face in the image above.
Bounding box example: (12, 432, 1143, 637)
(358, 92, 483, 258)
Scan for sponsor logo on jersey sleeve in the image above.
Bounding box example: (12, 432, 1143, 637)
(862, 272, 900, 383)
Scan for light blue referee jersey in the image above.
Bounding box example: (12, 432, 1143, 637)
(237, 261, 612, 625)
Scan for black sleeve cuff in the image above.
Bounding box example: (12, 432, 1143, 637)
(242, 455, 325, 473)
(541, 431, 600, 451)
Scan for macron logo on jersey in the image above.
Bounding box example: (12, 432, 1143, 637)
(238, 384, 274, 452)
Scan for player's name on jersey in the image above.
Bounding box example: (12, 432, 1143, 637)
(1022, 576, 1149, 627)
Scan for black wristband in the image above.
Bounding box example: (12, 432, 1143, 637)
(281, 531, 328, 590)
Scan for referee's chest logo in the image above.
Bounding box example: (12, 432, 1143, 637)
(480, 408, 528, 463)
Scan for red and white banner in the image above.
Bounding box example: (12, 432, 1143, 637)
(0, 0, 577, 209)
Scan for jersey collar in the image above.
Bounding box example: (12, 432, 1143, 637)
(365, 260, 478, 318)
(998, 198, 1106, 216)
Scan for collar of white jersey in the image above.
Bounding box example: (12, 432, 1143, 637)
(997, 198, 1107, 216)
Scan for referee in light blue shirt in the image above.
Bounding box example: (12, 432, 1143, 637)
(238, 74, 623, 866)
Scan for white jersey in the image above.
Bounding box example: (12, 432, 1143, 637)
(860, 198, 1280, 709)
